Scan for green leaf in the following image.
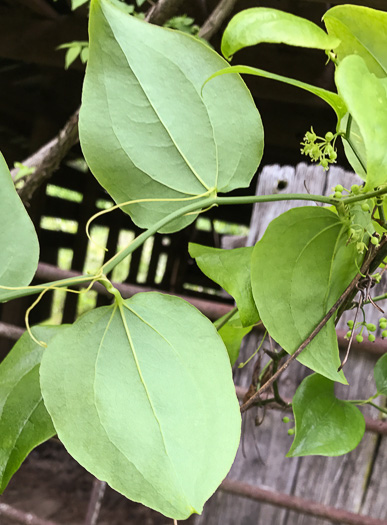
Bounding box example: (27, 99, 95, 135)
(324, 5, 387, 77)
(0, 153, 39, 302)
(40, 293, 241, 519)
(79, 0, 263, 233)
(216, 311, 253, 366)
(71, 0, 89, 9)
(189, 243, 259, 326)
(374, 354, 387, 396)
(205, 65, 346, 121)
(251, 206, 360, 383)
(0, 327, 62, 492)
(287, 374, 365, 457)
(339, 114, 367, 181)
(335, 55, 387, 189)
(221, 8, 340, 61)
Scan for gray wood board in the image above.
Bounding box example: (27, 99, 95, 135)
(195, 164, 387, 524)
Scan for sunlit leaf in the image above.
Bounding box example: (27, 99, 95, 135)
(205, 65, 346, 121)
(40, 293, 241, 519)
(189, 243, 259, 326)
(79, 0, 263, 233)
(251, 206, 360, 383)
(71, 0, 89, 9)
(335, 55, 387, 189)
(0, 153, 39, 302)
(324, 5, 387, 77)
(0, 327, 63, 492)
(374, 354, 387, 396)
(222, 8, 340, 60)
(287, 374, 365, 457)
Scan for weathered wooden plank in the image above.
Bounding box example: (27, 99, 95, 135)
(196, 164, 387, 524)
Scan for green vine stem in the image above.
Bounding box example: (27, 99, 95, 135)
(2, 187, 387, 304)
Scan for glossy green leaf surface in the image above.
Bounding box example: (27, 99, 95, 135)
(216, 311, 253, 366)
(0, 153, 39, 302)
(335, 55, 387, 189)
(79, 0, 263, 233)
(205, 65, 346, 121)
(251, 206, 360, 383)
(189, 243, 259, 326)
(0, 327, 62, 493)
(287, 374, 365, 457)
(40, 293, 241, 519)
(222, 8, 340, 60)
(374, 354, 387, 396)
(324, 5, 387, 77)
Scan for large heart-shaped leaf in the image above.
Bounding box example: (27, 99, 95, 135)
(79, 0, 263, 233)
(251, 206, 360, 383)
(287, 374, 365, 457)
(335, 55, 387, 189)
(0, 326, 64, 492)
(324, 5, 387, 77)
(374, 354, 387, 396)
(189, 243, 259, 326)
(0, 153, 39, 301)
(40, 293, 241, 519)
(221, 8, 340, 60)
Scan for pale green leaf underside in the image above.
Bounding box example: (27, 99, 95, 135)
(40, 293, 241, 519)
(0, 327, 62, 492)
(221, 7, 340, 60)
(189, 243, 259, 326)
(324, 5, 387, 77)
(287, 374, 365, 457)
(335, 55, 387, 190)
(374, 354, 387, 396)
(216, 311, 253, 366)
(205, 65, 346, 121)
(0, 153, 39, 301)
(251, 207, 360, 384)
(79, 0, 263, 233)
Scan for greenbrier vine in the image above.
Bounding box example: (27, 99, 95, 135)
(1, 0, 387, 520)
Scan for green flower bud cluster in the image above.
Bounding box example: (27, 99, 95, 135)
(300, 128, 338, 170)
(346, 319, 378, 343)
(380, 318, 387, 338)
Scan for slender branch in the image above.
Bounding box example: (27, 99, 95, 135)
(84, 479, 107, 525)
(12, 109, 80, 205)
(240, 239, 386, 413)
(145, 0, 185, 24)
(198, 0, 240, 41)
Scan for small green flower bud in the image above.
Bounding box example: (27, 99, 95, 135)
(347, 320, 354, 328)
(380, 321, 387, 330)
(321, 158, 329, 170)
(325, 131, 334, 142)
(335, 184, 344, 192)
(366, 323, 376, 332)
(361, 203, 370, 212)
(351, 184, 360, 194)
(382, 330, 387, 339)
(282, 416, 290, 424)
(368, 334, 376, 342)
(345, 331, 352, 339)
(371, 236, 379, 246)
(287, 428, 295, 436)
(356, 334, 364, 343)
(329, 151, 337, 162)
(334, 191, 342, 199)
